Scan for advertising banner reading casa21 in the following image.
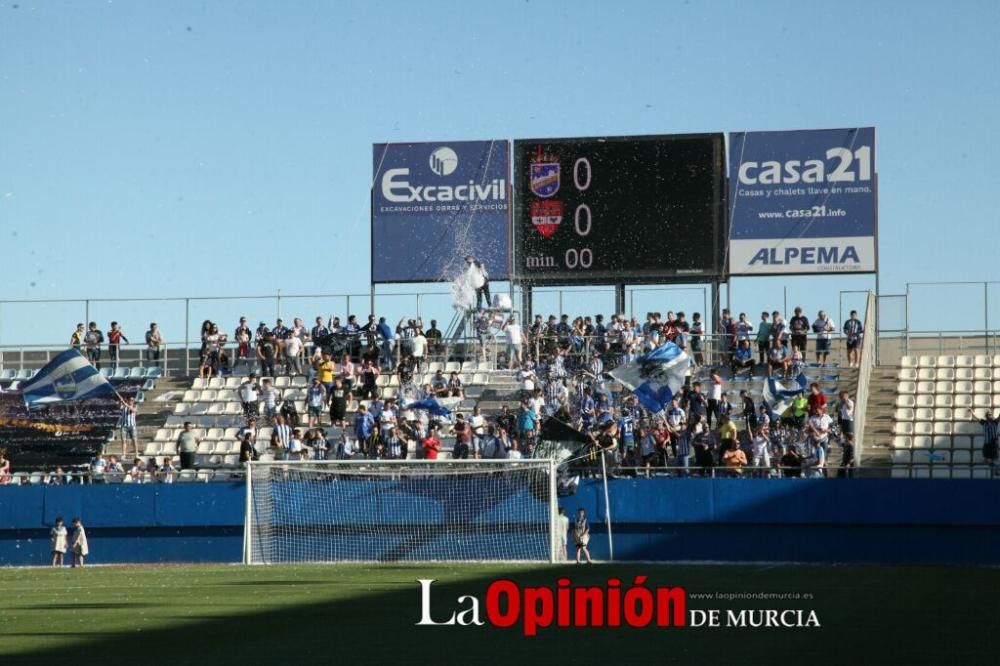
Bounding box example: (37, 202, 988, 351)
(728, 127, 877, 275)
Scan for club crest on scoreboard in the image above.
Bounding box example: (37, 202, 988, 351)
(530, 162, 560, 198)
(530, 200, 563, 238)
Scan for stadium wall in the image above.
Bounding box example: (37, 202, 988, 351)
(1, 480, 999, 566)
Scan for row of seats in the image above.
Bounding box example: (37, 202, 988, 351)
(900, 354, 1000, 368)
(892, 421, 986, 436)
(191, 372, 491, 391)
(891, 434, 986, 449)
(896, 381, 1000, 394)
(890, 466, 994, 479)
(0, 366, 164, 380)
(894, 407, 999, 421)
(898, 368, 997, 381)
(891, 449, 989, 465)
(144, 440, 243, 456)
(895, 394, 998, 408)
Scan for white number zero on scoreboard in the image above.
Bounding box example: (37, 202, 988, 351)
(574, 204, 591, 237)
(565, 248, 593, 269)
(573, 157, 591, 191)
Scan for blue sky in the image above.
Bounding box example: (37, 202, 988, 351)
(1, 0, 999, 345)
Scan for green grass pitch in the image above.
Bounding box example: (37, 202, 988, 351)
(0, 563, 994, 665)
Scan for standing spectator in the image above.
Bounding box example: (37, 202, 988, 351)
(721, 437, 747, 475)
(50, 517, 68, 567)
(751, 428, 771, 471)
(556, 508, 570, 561)
(687, 382, 708, 423)
(480, 425, 504, 459)
(812, 310, 836, 365)
(573, 508, 593, 564)
(376, 316, 394, 370)
(239, 432, 258, 463)
(257, 329, 277, 377)
(843, 310, 864, 367)
(176, 422, 200, 470)
(781, 446, 803, 478)
(328, 378, 351, 429)
(807, 383, 827, 415)
(469, 406, 487, 455)
(160, 456, 177, 483)
(357, 358, 379, 400)
(453, 414, 471, 459)
(969, 408, 1000, 469)
(119, 397, 138, 458)
(107, 321, 129, 372)
(259, 379, 280, 424)
(806, 407, 834, 459)
(70, 518, 89, 568)
(200, 323, 226, 378)
(311, 316, 330, 342)
(411, 328, 428, 373)
(234, 317, 253, 362)
(305, 378, 327, 428)
(0, 448, 10, 484)
(90, 453, 107, 483)
(284, 329, 304, 375)
(271, 414, 292, 460)
(84, 322, 104, 369)
(755, 312, 772, 365)
(838, 433, 857, 478)
(718, 308, 735, 362)
(504, 315, 523, 369)
(689, 313, 704, 366)
(837, 391, 855, 440)
(145, 323, 163, 368)
(706, 373, 723, 429)
(239, 373, 260, 419)
(788, 307, 809, 354)
(741, 390, 758, 434)
(425, 319, 443, 360)
(354, 404, 375, 457)
(70, 323, 86, 350)
(770, 311, 787, 348)
(422, 426, 441, 460)
(466, 255, 491, 309)
(317, 352, 336, 392)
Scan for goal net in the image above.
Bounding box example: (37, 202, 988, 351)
(244, 460, 559, 564)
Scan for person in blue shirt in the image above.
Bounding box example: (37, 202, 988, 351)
(579, 388, 596, 428)
(687, 382, 707, 420)
(354, 404, 375, 457)
(518, 401, 538, 449)
(617, 408, 636, 454)
(843, 310, 864, 368)
(596, 393, 612, 425)
(731, 339, 755, 377)
(376, 316, 395, 370)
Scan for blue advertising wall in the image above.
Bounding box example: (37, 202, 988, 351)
(372, 140, 510, 283)
(2, 479, 999, 566)
(728, 127, 877, 275)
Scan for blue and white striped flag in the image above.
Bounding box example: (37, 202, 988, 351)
(609, 342, 689, 414)
(20, 349, 117, 407)
(762, 373, 808, 416)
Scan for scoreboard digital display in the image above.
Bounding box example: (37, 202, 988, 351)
(513, 134, 726, 284)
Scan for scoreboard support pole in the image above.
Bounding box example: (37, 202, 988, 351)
(711, 280, 722, 339)
(521, 285, 533, 329)
(614, 284, 626, 316)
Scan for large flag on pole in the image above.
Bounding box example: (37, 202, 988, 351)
(609, 342, 689, 414)
(762, 373, 808, 416)
(404, 397, 453, 419)
(19, 349, 117, 408)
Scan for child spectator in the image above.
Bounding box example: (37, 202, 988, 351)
(71, 518, 88, 568)
(51, 517, 68, 567)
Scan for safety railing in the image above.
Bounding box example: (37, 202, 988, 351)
(854, 291, 876, 465)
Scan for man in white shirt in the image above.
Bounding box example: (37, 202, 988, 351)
(259, 379, 280, 424)
(504, 316, 523, 369)
(284, 329, 304, 375)
(468, 406, 487, 456)
(751, 429, 771, 472)
(812, 310, 836, 365)
(807, 408, 834, 455)
(238, 374, 260, 419)
(410, 331, 428, 373)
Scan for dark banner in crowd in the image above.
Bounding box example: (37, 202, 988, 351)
(728, 127, 877, 275)
(372, 140, 510, 283)
(513, 134, 726, 284)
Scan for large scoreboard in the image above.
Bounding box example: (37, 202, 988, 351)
(513, 134, 726, 284)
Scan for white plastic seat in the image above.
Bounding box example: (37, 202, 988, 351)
(913, 408, 932, 421)
(460, 361, 475, 372)
(900, 356, 918, 368)
(382, 387, 397, 399)
(154, 428, 172, 442)
(891, 449, 911, 464)
(993, 395, 1000, 408)
(894, 408, 915, 421)
(918, 355, 936, 368)
(915, 395, 935, 408)
(200, 389, 218, 402)
(954, 380, 973, 395)
(274, 376, 290, 388)
(936, 355, 955, 368)
(207, 377, 224, 389)
(932, 435, 952, 450)
(930, 450, 952, 465)
(974, 381, 992, 395)
(144, 442, 162, 456)
(216, 389, 235, 402)
(974, 355, 992, 367)
(207, 403, 225, 415)
(897, 368, 917, 381)
(895, 395, 916, 408)
(993, 380, 1000, 393)
(930, 466, 953, 479)
(196, 441, 214, 454)
(955, 368, 974, 381)
(225, 377, 242, 389)
(173, 403, 190, 416)
(936, 368, 955, 381)
(892, 422, 914, 435)
(933, 422, 952, 435)
(291, 376, 308, 388)
(955, 421, 978, 435)
(935, 381, 953, 394)
(916, 381, 934, 394)
(917, 368, 936, 381)
(224, 402, 243, 415)
(897, 381, 916, 395)
(953, 449, 972, 464)
(182, 390, 199, 402)
(191, 378, 208, 390)
(891, 467, 910, 479)
(949, 466, 972, 479)
(206, 427, 224, 440)
(934, 394, 954, 408)
(914, 435, 931, 448)
(974, 368, 992, 380)
(956, 355, 974, 368)
(891, 435, 912, 448)
(914, 422, 933, 436)
(973, 395, 991, 408)
(444, 362, 461, 373)
(993, 355, 1000, 366)
(911, 466, 930, 479)
(954, 394, 973, 409)
(427, 362, 443, 373)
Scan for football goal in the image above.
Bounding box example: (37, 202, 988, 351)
(243, 460, 559, 564)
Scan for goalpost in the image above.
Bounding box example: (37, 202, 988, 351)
(243, 459, 560, 564)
